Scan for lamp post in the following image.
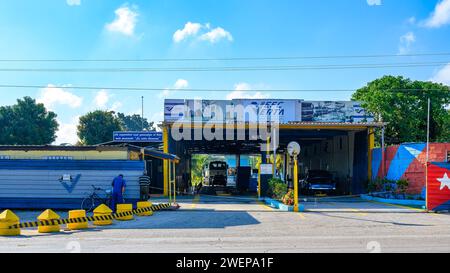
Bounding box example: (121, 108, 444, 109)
(287, 141, 301, 212)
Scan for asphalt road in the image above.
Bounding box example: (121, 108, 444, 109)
(1, 196, 450, 253)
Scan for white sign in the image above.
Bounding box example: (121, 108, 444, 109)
(260, 164, 273, 175)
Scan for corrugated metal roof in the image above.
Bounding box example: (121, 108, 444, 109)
(0, 144, 133, 151)
(281, 121, 386, 127)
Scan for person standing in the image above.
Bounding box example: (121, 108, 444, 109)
(111, 174, 126, 211)
(138, 172, 151, 201)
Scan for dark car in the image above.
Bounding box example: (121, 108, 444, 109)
(300, 170, 336, 195)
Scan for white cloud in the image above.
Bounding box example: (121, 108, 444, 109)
(423, 0, 450, 28)
(367, 0, 381, 6)
(398, 31, 416, 55)
(110, 101, 123, 112)
(105, 5, 138, 36)
(430, 63, 450, 85)
(158, 79, 189, 98)
(173, 79, 189, 89)
(173, 22, 232, 44)
(66, 0, 81, 6)
(173, 22, 203, 43)
(94, 90, 109, 108)
(54, 116, 80, 145)
(226, 83, 270, 100)
(37, 84, 83, 110)
(150, 111, 164, 128)
(93, 90, 122, 111)
(200, 27, 233, 43)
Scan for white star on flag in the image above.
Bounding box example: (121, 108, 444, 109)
(437, 173, 450, 191)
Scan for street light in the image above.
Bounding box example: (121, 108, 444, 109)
(287, 141, 301, 212)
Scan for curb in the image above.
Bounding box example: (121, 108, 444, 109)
(262, 198, 305, 212)
(360, 194, 425, 207)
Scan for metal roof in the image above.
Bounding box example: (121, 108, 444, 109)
(281, 121, 386, 127)
(162, 121, 385, 128)
(0, 144, 136, 152)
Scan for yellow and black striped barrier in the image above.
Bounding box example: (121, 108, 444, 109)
(6, 203, 172, 230)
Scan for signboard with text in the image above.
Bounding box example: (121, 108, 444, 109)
(113, 131, 163, 142)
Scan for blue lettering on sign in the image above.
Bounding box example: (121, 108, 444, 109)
(113, 131, 163, 142)
(60, 174, 82, 193)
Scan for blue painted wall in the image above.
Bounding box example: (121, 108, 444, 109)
(0, 160, 144, 209)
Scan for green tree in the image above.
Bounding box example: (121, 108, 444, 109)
(116, 113, 155, 131)
(0, 97, 58, 145)
(352, 76, 450, 144)
(191, 154, 210, 186)
(77, 110, 123, 145)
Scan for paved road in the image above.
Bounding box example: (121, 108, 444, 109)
(1, 196, 450, 253)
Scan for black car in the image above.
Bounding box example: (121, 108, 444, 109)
(300, 170, 336, 195)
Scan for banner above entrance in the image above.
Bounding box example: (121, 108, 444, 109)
(163, 99, 374, 123)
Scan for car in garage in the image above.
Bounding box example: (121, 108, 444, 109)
(300, 170, 336, 195)
(202, 161, 229, 187)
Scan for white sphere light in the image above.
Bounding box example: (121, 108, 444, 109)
(287, 141, 301, 156)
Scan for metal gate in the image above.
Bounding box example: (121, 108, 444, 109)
(427, 162, 450, 212)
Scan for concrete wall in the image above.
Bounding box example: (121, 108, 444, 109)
(372, 143, 450, 194)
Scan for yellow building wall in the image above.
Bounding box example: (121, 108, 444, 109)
(0, 150, 130, 160)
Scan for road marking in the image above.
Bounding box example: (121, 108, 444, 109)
(257, 201, 274, 211)
(191, 195, 200, 209)
(297, 212, 306, 219)
(350, 208, 367, 216)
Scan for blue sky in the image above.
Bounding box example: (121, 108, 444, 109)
(0, 0, 450, 144)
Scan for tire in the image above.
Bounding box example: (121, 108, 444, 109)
(81, 197, 94, 212)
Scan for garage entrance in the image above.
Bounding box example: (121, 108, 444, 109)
(161, 120, 382, 198)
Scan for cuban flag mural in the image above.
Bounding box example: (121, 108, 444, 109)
(372, 143, 450, 194)
(427, 162, 450, 212)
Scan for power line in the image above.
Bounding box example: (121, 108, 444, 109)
(0, 61, 448, 72)
(0, 84, 447, 92)
(0, 52, 450, 62)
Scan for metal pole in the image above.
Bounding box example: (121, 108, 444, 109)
(293, 156, 299, 212)
(273, 128, 277, 177)
(425, 98, 430, 210)
(381, 126, 385, 178)
(141, 96, 144, 131)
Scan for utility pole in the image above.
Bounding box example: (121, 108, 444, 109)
(141, 96, 144, 131)
(425, 98, 430, 211)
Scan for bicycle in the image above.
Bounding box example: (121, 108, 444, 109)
(81, 185, 112, 212)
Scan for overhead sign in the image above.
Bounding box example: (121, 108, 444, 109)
(299, 101, 374, 123)
(236, 99, 299, 123)
(113, 131, 163, 142)
(163, 99, 374, 123)
(164, 99, 185, 121)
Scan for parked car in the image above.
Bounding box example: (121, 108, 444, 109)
(300, 170, 336, 195)
(202, 161, 228, 187)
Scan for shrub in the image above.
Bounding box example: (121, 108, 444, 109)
(396, 179, 409, 194)
(282, 189, 295, 206)
(367, 178, 397, 194)
(268, 178, 288, 201)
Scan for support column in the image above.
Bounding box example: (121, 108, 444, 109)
(368, 128, 375, 181)
(163, 125, 169, 196)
